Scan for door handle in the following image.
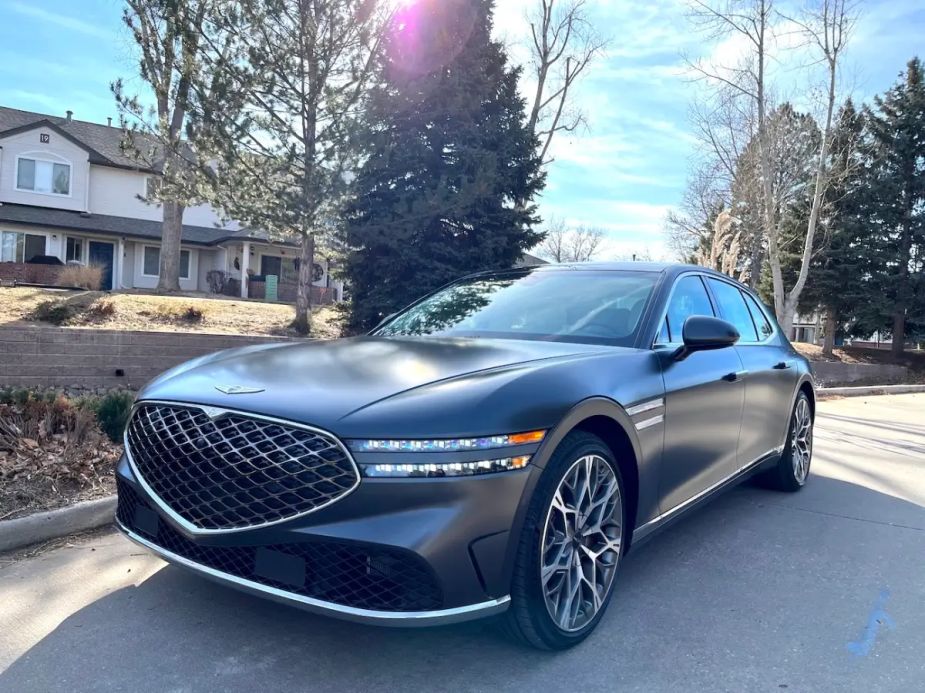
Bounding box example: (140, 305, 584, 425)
(773, 361, 792, 370)
(723, 370, 748, 382)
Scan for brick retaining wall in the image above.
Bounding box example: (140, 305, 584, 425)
(810, 361, 908, 386)
(0, 262, 63, 285)
(0, 326, 302, 389)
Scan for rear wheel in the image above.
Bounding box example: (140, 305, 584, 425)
(762, 392, 813, 492)
(503, 431, 626, 650)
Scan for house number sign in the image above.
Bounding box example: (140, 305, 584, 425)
(40, 134, 50, 143)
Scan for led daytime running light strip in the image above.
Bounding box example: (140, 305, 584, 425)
(347, 430, 545, 453)
(361, 455, 531, 478)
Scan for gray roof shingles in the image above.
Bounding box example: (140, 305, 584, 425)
(0, 105, 159, 171)
(0, 203, 237, 245)
(0, 106, 290, 247)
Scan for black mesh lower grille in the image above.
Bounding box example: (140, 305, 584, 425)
(117, 478, 443, 612)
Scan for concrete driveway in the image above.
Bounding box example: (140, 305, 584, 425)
(2, 394, 923, 692)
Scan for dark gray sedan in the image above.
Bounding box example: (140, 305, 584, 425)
(114, 262, 814, 650)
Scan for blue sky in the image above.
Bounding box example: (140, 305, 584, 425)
(1, 0, 923, 259)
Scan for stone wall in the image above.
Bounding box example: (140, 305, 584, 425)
(0, 326, 300, 390)
(811, 361, 908, 386)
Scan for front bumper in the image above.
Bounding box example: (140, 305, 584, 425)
(115, 518, 511, 626)
(114, 446, 539, 626)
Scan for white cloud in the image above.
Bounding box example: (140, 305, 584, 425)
(6, 2, 114, 40)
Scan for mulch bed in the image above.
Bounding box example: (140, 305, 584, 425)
(0, 403, 121, 521)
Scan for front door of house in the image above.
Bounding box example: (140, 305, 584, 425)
(88, 241, 114, 290)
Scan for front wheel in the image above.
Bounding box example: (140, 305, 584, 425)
(502, 431, 626, 650)
(761, 392, 813, 492)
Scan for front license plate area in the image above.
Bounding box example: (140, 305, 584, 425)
(133, 504, 160, 538)
(254, 548, 306, 588)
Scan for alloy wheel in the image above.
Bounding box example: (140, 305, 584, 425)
(540, 454, 623, 632)
(791, 398, 813, 483)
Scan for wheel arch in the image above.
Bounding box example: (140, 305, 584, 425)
(532, 397, 643, 550)
(798, 379, 816, 419)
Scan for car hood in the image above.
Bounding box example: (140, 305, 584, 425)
(139, 336, 616, 432)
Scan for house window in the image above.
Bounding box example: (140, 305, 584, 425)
(66, 237, 83, 263)
(143, 246, 191, 279)
(0, 231, 46, 262)
(16, 158, 71, 195)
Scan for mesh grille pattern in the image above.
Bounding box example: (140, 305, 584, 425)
(126, 403, 359, 530)
(117, 478, 444, 612)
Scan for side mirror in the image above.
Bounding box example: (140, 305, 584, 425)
(673, 316, 739, 361)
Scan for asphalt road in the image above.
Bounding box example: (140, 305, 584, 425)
(2, 394, 923, 692)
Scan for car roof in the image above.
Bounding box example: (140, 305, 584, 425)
(460, 262, 752, 293)
(523, 261, 744, 283)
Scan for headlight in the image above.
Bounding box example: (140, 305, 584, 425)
(361, 455, 531, 478)
(345, 430, 546, 453)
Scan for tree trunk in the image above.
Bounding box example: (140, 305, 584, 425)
(779, 307, 794, 343)
(891, 311, 905, 356)
(157, 201, 185, 293)
(292, 233, 314, 335)
(822, 305, 836, 357)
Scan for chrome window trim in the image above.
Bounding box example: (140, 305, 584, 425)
(116, 519, 510, 626)
(123, 399, 362, 536)
(704, 276, 778, 346)
(739, 288, 778, 345)
(651, 272, 779, 349)
(651, 271, 717, 348)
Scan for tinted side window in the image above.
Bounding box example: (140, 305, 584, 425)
(707, 278, 758, 343)
(742, 292, 774, 341)
(662, 275, 715, 343)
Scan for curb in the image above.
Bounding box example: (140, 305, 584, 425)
(0, 495, 117, 553)
(817, 384, 925, 397)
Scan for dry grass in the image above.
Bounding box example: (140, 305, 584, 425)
(57, 264, 103, 290)
(0, 287, 344, 339)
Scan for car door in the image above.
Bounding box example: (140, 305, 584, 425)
(655, 274, 746, 513)
(706, 278, 800, 466)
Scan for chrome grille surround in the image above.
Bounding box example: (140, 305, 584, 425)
(124, 401, 361, 534)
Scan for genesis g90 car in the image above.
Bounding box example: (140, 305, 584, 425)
(115, 263, 814, 649)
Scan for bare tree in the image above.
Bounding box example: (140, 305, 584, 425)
(536, 219, 605, 262)
(772, 0, 858, 336)
(687, 0, 777, 289)
(525, 0, 607, 165)
(686, 0, 857, 335)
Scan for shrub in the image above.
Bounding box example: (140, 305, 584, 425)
(182, 305, 205, 322)
(155, 303, 205, 323)
(58, 264, 103, 290)
(86, 298, 116, 320)
(93, 391, 135, 443)
(29, 300, 73, 325)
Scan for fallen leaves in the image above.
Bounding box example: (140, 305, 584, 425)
(0, 401, 120, 520)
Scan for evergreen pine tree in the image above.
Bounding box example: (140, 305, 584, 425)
(862, 58, 925, 353)
(344, 0, 544, 331)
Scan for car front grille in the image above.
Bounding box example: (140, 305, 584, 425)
(116, 478, 444, 612)
(125, 402, 359, 531)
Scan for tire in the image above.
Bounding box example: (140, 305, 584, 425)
(761, 392, 813, 492)
(502, 430, 627, 650)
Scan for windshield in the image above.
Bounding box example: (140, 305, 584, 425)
(374, 269, 658, 346)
